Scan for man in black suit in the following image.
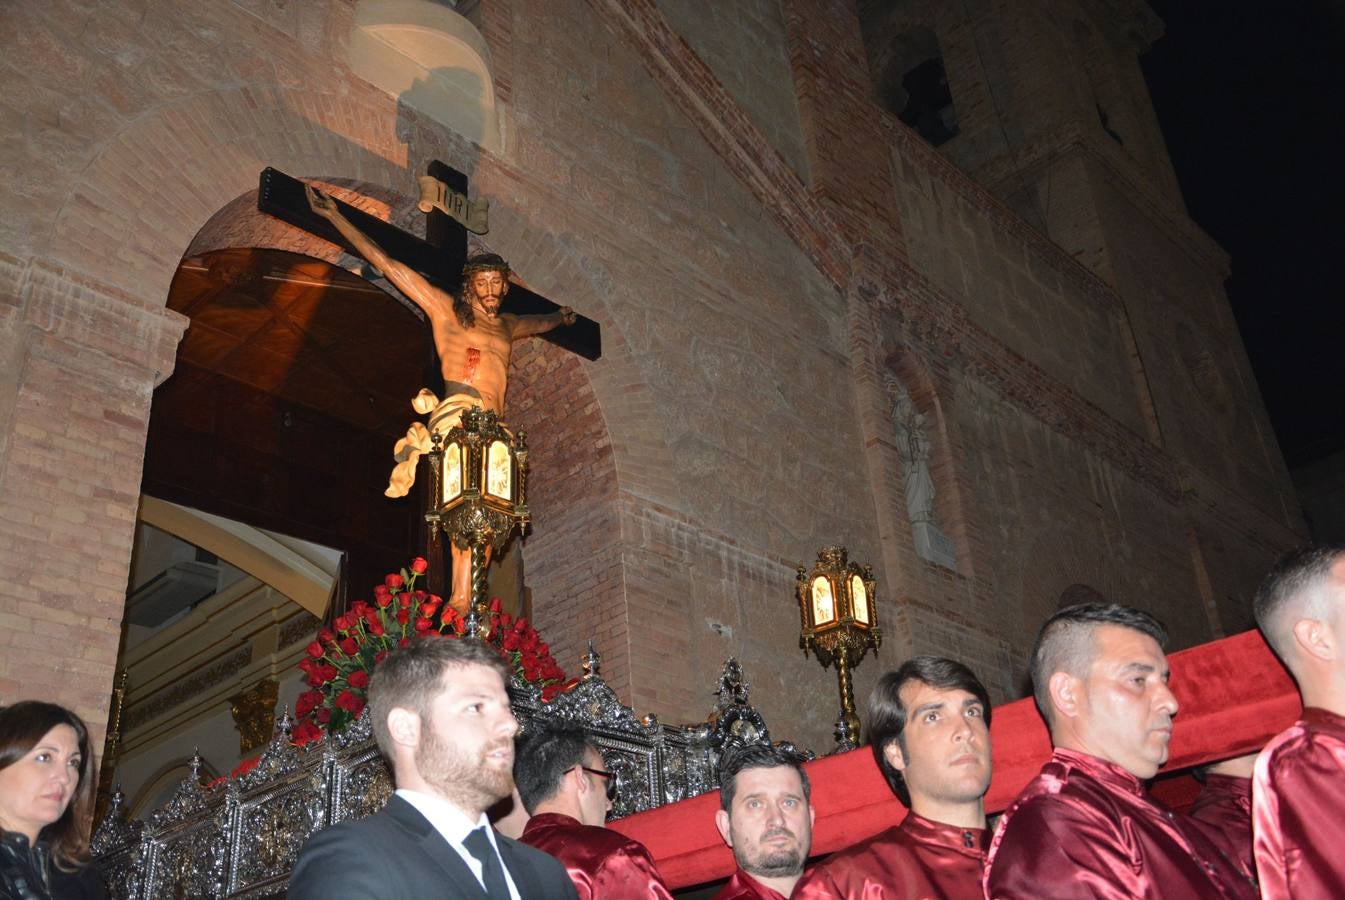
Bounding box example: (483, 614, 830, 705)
(288, 637, 577, 899)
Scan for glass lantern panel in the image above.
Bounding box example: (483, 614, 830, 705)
(851, 574, 870, 626)
(485, 440, 512, 500)
(443, 443, 463, 503)
(811, 575, 836, 627)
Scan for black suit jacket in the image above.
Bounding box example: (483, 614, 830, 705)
(288, 795, 577, 899)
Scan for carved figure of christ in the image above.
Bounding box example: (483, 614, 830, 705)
(306, 184, 574, 612)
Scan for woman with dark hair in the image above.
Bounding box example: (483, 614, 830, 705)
(0, 701, 106, 899)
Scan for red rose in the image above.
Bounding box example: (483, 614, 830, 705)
(335, 690, 362, 714)
(398, 637, 411, 648)
(306, 671, 325, 687)
(410, 557, 428, 575)
(537, 642, 549, 657)
(291, 719, 322, 746)
(502, 631, 520, 651)
(318, 627, 336, 644)
(350, 600, 369, 616)
(375, 591, 392, 609)
(385, 573, 405, 590)
(231, 756, 260, 778)
(368, 621, 385, 637)
(339, 637, 359, 656)
(542, 660, 564, 681)
(316, 707, 332, 724)
(420, 602, 439, 619)
(398, 592, 413, 609)
(414, 617, 433, 633)
(522, 659, 542, 681)
(317, 663, 339, 684)
(375, 650, 388, 664)
(396, 608, 411, 625)
(296, 690, 324, 717)
(415, 590, 429, 602)
(489, 597, 503, 613)
(541, 683, 564, 702)
(306, 641, 324, 659)
(514, 618, 529, 633)
(348, 670, 370, 689)
(499, 613, 512, 630)
(521, 632, 539, 652)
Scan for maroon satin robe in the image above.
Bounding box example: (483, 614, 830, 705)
(1253, 707, 1345, 900)
(1187, 773, 1254, 882)
(793, 812, 988, 899)
(519, 812, 673, 900)
(713, 869, 792, 900)
(984, 748, 1258, 899)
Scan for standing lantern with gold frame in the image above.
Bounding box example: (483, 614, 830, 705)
(425, 406, 530, 636)
(797, 545, 881, 751)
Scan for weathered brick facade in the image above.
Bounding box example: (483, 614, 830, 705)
(0, 0, 1303, 753)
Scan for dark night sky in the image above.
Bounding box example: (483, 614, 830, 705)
(1141, 1, 1345, 467)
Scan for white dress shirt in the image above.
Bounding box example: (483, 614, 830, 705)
(396, 788, 522, 899)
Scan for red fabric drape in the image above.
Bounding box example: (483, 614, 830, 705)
(610, 629, 1299, 889)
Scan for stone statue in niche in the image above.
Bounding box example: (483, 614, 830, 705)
(886, 377, 956, 568)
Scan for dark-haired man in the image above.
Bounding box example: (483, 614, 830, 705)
(794, 656, 992, 899)
(1251, 544, 1345, 899)
(289, 637, 575, 900)
(714, 744, 814, 899)
(984, 602, 1256, 899)
(514, 723, 672, 899)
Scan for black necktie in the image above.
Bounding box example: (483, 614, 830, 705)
(463, 826, 510, 899)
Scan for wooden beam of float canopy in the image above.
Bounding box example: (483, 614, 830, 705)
(138, 496, 338, 618)
(257, 167, 601, 361)
(610, 629, 1299, 889)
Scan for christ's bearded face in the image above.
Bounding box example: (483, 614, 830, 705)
(468, 270, 508, 319)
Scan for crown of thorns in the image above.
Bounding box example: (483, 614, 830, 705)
(462, 253, 511, 278)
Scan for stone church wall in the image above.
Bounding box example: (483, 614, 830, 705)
(0, 0, 1306, 757)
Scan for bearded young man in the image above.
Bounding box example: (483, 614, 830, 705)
(1251, 544, 1345, 900)
(794, 656, 993, 899)
(713, 744, 814, 900)
(288, 637, 575, 899)
(984, 602, 1257, 899)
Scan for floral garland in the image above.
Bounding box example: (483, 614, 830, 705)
(291, 558, 573, 746)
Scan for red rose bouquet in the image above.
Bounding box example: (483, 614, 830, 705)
(291, 558, 571, 745)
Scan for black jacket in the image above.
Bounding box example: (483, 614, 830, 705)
(287, 795, 577, 899)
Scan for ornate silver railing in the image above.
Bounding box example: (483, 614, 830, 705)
(91, 651, 806, 899)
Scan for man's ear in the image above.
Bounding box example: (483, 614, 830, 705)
(809, 804, 816, 828)
(387, 706, 421, 749)
(714, 809, 733, 848)
(1292, 617, 1336, 664)
(1048, 671, 1081, 720)
(882, 741, 907, 774)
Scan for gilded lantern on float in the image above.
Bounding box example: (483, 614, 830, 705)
(425, 407, 529, 632)
(797, 546, 881, 751)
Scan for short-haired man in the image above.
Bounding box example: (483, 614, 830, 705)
(984, 602, 1257, 899)
(1251, 544, 1345, 899)
(514, 722, 673, 899)
(794, 656, 993, 899)
(713, 744, 814, 899)
(289, 637, 576, 899)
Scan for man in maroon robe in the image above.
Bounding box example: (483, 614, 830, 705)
(1188, 754, 1257, 882)
(1251, 544, 1345, 900)
(514, 723, 672, 900)
(794, 656, 993, 899)
(984, 603, 1258, 899)
(713, 744, 814, 899)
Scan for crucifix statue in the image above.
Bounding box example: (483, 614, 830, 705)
(306, 185, 573, 611)
(257, 164, 600, 615)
